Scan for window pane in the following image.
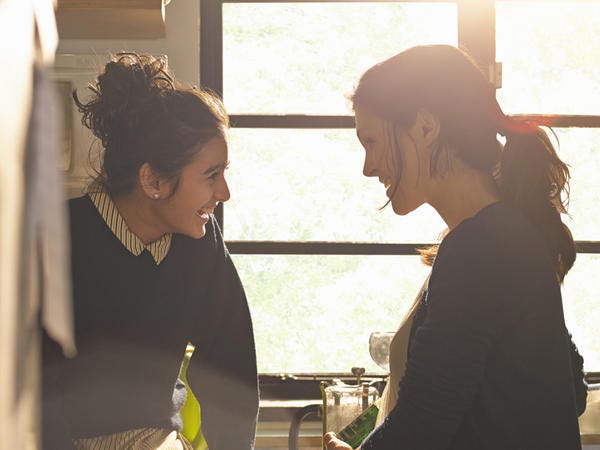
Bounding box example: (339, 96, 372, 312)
(553, 128, 600, 241)
(496, 1, 600, 114)
(563, 254, 600, 372)
(233, 254, 431, 373)
(223, 2, 457, 115)
(237, 253, 600, 374)
(225, 129, 446, 242)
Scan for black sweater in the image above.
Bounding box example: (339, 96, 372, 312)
(362, 201, 586, 450)
(43, 195, 259, 449)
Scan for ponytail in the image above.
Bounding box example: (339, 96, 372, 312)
(497, 124, 576, 282)
(418, 126, 576, 282)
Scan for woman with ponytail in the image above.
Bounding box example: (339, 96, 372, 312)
(324, 45, 586, 450)
(43, 53, 258, 450)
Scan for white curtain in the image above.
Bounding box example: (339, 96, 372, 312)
(0, 1, 73, 449)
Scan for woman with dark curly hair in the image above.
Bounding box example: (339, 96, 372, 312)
(324, 45, 587, 450)
(42, 53, 258, 450)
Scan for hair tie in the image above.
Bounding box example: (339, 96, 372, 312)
(483, 85, 538, 137)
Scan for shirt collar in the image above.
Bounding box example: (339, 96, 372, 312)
(89, 186, 172, 265)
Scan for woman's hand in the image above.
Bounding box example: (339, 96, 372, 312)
(323, 432, 356, 450)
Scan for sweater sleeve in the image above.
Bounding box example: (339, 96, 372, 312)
(567, 331, 587, 416)
(187, 217, 259, 450)
(361, 227, 514, 450)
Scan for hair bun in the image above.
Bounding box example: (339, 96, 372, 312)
(73, 53, 176, 152)
(99, 53, 174, 105)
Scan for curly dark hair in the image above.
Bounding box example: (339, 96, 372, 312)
(73, 52, 229, 196)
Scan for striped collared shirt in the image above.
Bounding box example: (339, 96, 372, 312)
(89, 186, 172, 265)
(73, 428, 194, 450)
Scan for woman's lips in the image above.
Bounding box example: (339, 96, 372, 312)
(195, 208, 213, 221)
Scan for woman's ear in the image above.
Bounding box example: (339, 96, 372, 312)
(415, 108, 440, 147)
(138, 163, 166, 200)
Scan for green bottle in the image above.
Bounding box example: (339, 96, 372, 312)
(337, 400, 379, 448)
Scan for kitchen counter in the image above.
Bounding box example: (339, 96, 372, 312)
(257, 399, 600, 449)
(580, 386, 600, 446)
(582, 435, 600, 444)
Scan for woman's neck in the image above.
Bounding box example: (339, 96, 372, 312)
(428, 161, 500, 230)
(112, 190, 167, 245)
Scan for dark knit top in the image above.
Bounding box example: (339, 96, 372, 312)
(362, 201, 586, 450)
(43, 195, 259, 449)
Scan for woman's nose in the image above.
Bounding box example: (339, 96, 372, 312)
(363, 153, 377, 178)
(216, 176, 231, 203)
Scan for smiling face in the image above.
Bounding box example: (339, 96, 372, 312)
(355, 105, 432, 216)
(159, 135, 231, 238)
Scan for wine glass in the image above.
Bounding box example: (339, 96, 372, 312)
(368, 331, 395, 372)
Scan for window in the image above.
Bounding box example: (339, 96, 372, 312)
(496, 0, 600, 372)
(201, 0, 600, 375)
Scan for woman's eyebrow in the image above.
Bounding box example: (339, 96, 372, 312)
(203, 163, 225, 175)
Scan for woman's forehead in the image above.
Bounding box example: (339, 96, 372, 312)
(355, 107, 386, 134)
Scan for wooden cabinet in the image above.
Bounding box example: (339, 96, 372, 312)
(56, 0, 166, 39)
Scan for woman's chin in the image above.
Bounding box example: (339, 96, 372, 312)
(391, 202, 410, 216)
(391, 200, 418, 216)
(183, 224, 207, 239)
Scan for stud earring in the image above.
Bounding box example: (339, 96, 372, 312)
(153, 193, 160, 200)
